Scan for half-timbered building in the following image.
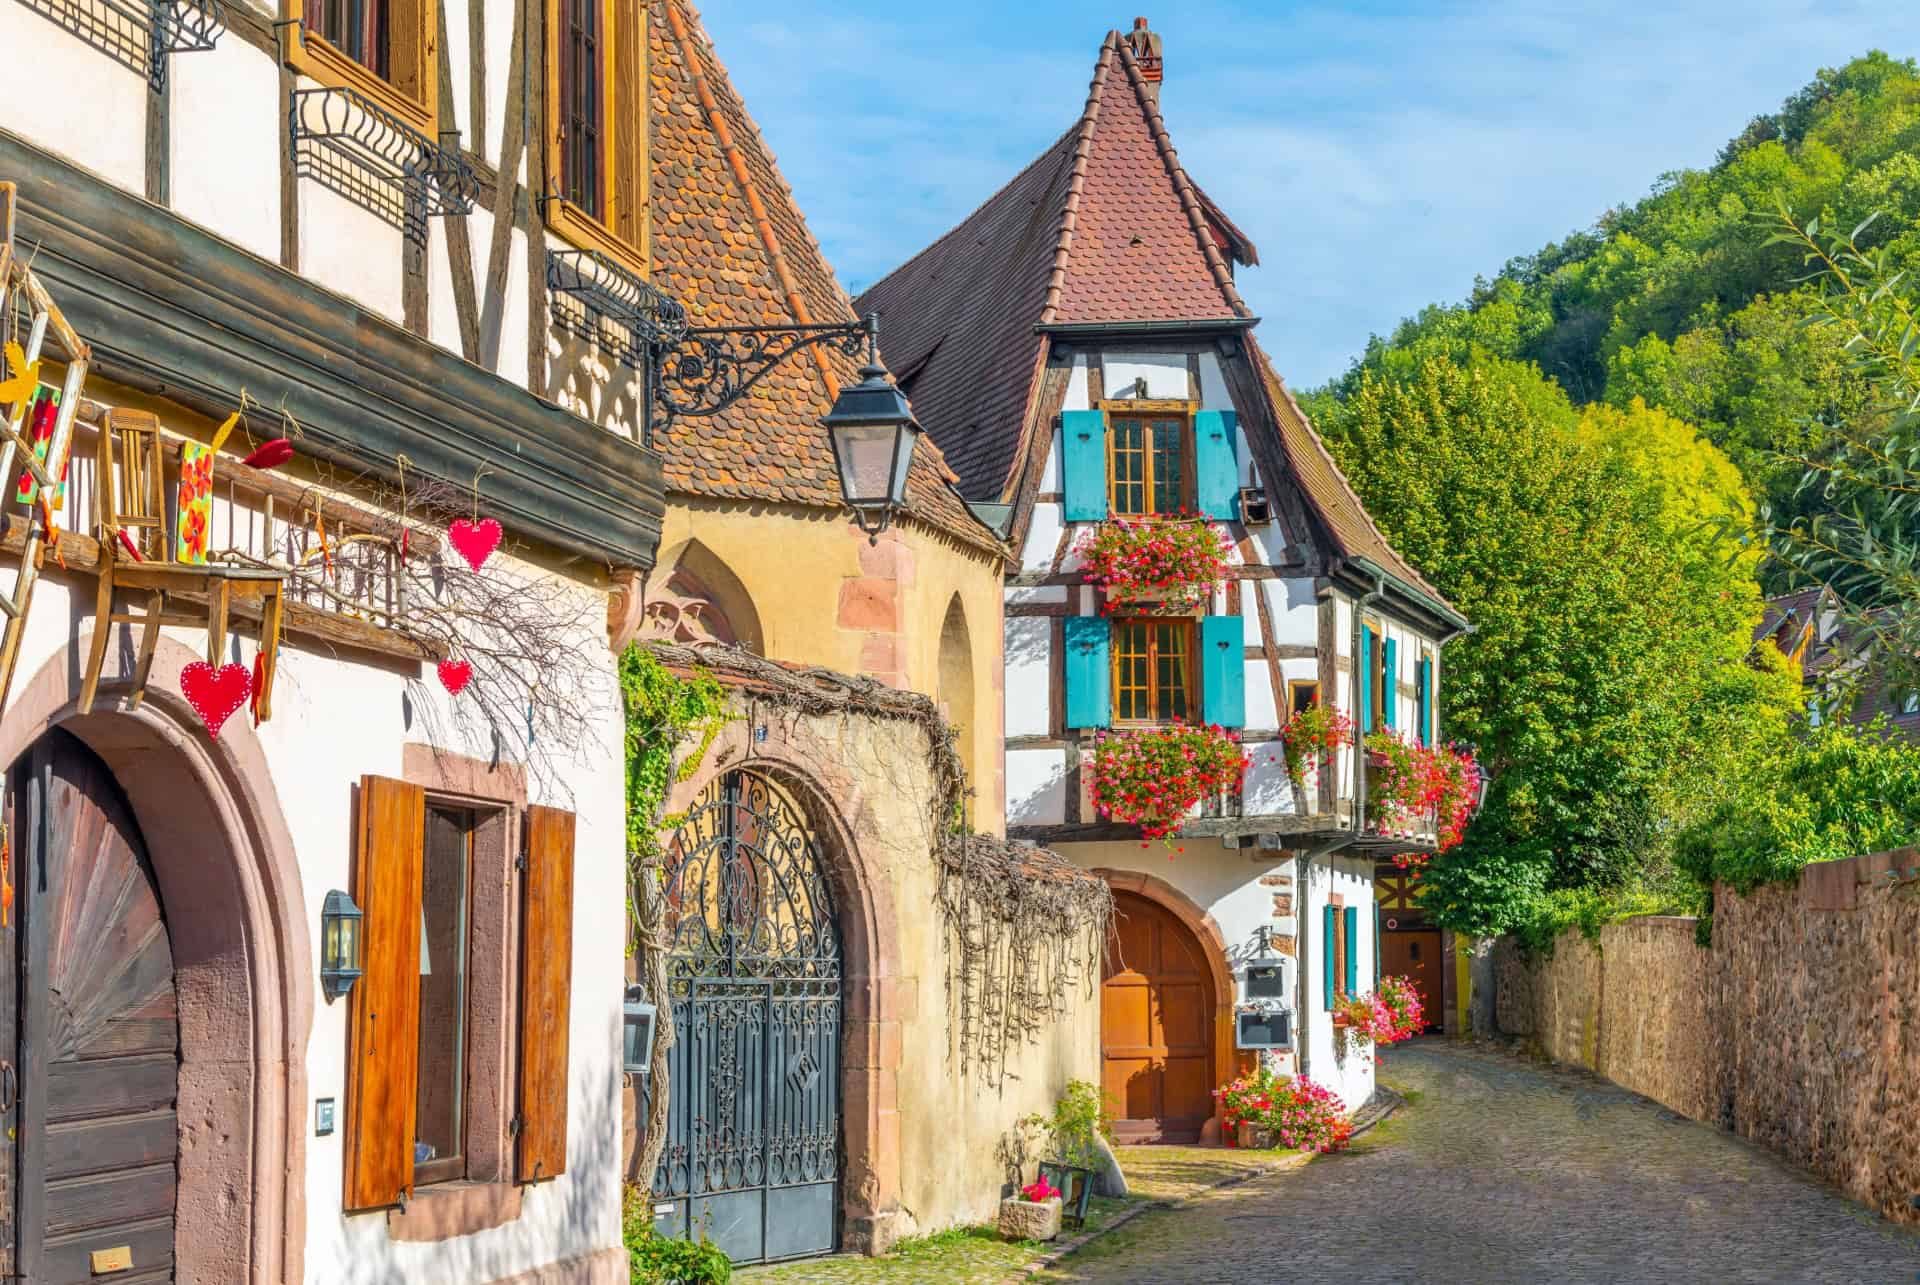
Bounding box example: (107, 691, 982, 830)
(858, 18, 1469, 1133)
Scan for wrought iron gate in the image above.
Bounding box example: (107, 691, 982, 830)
(652, 770, 841, 1264)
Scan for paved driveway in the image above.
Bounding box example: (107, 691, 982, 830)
(1043, 1041, 1920, 1284)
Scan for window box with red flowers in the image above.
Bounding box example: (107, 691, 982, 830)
(1088, 721, 1249, 842)
(1075, 514, 1234, 615)
(1364, 732, 1483, 866)
(1280, 700, 1354, 801)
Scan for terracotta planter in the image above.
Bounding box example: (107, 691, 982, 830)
(1333, 1012, 1351, 1029)
(998, 1195, 1063, 1243)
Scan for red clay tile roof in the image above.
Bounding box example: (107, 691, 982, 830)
(648, 0, 999, 555)
(855, 30, 1249, 500)
(1251, 343, 1456, 614)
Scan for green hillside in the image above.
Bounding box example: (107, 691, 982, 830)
(1317, 51, 1920, 526)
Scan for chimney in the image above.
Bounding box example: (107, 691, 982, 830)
(1124, 17, 1164, 101)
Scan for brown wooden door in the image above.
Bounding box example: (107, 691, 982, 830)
(1380, 928, 1442, 1033)
(12, 730, 179, 1283)
(1101, 891, 1214, 1143)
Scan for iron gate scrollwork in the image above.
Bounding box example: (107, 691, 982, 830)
(652, 770, 841, 1265)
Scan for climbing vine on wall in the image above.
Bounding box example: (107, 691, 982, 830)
(619, 643, 729, 1200)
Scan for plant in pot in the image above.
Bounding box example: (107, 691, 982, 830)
(1088, 721, 1249, 845)
(1279, 700, 1353, 802)
(1076, 512, 1234, 614)
(1023, 1079, 1114, 1229)
(997, 1174, 1064, 1242)
(1214, 1065, 1280, 1148)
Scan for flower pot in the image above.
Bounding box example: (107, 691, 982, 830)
(1236, 1121, 1276, 1149)
(998, 1195, 1063, 1243)
(1332, 1012, 1351, 1029)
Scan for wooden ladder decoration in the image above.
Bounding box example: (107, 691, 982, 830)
(0, 181, 91, 716)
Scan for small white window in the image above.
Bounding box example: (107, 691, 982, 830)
(1903, 693, 1919, 715)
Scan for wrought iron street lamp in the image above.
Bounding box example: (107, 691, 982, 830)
(821, 322, 923, 543)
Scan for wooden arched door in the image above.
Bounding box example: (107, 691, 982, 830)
(2, 730, 179, 1282)
(1101, 890, 1216, 1143)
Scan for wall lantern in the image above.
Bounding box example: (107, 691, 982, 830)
(320, 889, 364, 1002)
(623, 985, 658, 1077)
(822, 321, 923, 544)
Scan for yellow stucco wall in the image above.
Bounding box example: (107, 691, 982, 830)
(652, 498, 1009, 830)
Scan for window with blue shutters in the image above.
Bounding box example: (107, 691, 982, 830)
(1322, 904, 1336, 1010)
(1063, 615, 1111, 729)
(1343, 906, 1359, 997)
(1061, 410, 1108, 523)
(1200, 615, 1244, 729)
(1418, 655, 1434, 747)
(1381, 636, 1398, 731)
(1359, 626, 1376, 734)
(1193, 409, 1240, 521)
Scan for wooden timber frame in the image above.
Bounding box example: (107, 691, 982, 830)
(0, 181, 91, 716)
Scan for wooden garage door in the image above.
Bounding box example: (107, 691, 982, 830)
(7, 730, 179, 1283)
(1101, 891, 1215, 1143)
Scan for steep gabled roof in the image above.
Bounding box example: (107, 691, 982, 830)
(1250, 343, 1457, 615)
(855, 28, 1251, 501)
(647, 0, 999, 555)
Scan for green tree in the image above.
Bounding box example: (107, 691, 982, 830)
(1317, 356, 1782, 935)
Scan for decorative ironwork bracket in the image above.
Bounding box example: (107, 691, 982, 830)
(646, 313, 876, 447)
(289, 86, 480, 245)
(12, 0, 222, 92)
(545, 247, 689, 369)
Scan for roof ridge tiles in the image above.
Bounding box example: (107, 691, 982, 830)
(1039, 31, 1118, 325)
(1110, 36, 1251, 319)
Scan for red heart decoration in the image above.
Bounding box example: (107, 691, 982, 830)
(438, 658, 473, 697)
(180, 661, 253, 739)
(447, 517, 502, 571)
(242, 438, 295, 470)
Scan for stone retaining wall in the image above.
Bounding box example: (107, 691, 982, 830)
(1495, 849, 1920, 1225)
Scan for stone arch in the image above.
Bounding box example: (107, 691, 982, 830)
(1090, 868, 1238, 1141)
(658, 714, 907, 1254)
(0, 632, 311, 1283)
(645, 537, 765, 653)
(935, 594, 975, 810)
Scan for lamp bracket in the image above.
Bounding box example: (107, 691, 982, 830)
(651, 313, 876, 429)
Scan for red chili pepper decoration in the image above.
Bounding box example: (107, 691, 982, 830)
(242, 438, 295, 471)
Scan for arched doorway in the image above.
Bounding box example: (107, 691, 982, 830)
(4, 729, 179, 1281)
(1102, 889, 1217, 1143)
(654, 769, 842, 1265)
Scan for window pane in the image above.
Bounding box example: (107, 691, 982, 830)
(1149, 419, 1185, 515)
(1114, 622, 1144, 721)
(1110, 420, 1147, 516)
(564, 0, 603, 216)
(416, 805, 472, 1179)
(314, 0, 390, 78)
(1154, 623, 1190, 721)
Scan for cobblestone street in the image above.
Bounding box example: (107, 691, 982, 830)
(1041, 1041, 1920, 1284)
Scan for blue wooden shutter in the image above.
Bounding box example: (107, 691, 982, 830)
(1381, 636, 1398, 730)
(1063, 615, 1111, 729)
(1343, 906, 1359, 996)
(1322, 904, 1336, 1010)
(1418, 657, 1433, 747)
(1060, 410, 1108, 523)
(1194, 409, 1240, 521)
(1358, 626, 1375, 734)
(1200, 615, 1245, 729)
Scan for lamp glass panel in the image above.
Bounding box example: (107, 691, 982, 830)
(834, 423, 898, 506)
(887, 425, 918, 506)
(337, 910, 359, 971)
(324, 913, 342, 970)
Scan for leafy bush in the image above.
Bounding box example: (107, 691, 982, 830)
(1024, 1079, 1115, 1171)
(1675, 720, 1920, 896)
(1510, 885, 1673, 956)
(625, 1186, 731, 1285)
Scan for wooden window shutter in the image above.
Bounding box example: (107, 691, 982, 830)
(1358, 626, 1375, 734)
(518, 805, 577, 1183)
(1199, 615, 1245, 729)
(389, 0, 436, 120)
(1062, 616, 1112, 730)
(610, 0, 649, 259)
(344, 775, 427, 1213)
(1060, 410, 1109, 523)
(1418, 657, 1433, 747)
(1381, 636, 1398, 731)
(1321, 904, 1336, 1010)
(1343, 906, 1360, 997)
(1193, 409, 1240, 521)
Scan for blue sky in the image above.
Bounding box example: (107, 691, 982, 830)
(698, 2, 1920, 389)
